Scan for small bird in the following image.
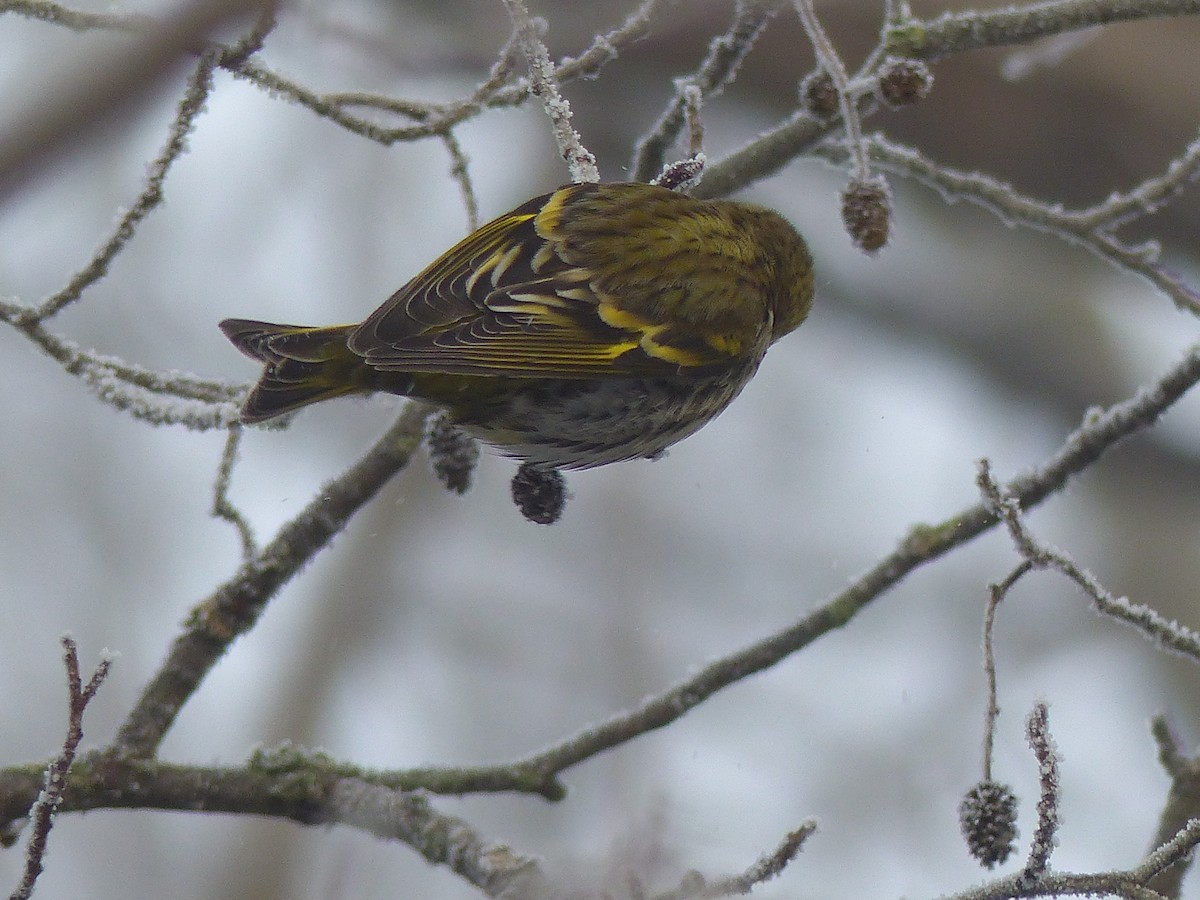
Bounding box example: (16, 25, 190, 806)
(220, 181, 814, 470)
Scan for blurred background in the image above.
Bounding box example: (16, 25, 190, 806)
(2, 0, 1200, 897)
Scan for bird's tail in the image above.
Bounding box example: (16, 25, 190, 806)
(219, 318, 367, 423)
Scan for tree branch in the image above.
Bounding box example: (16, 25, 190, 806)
(111, 403, 432, 758)
(889, 0, 1200, 61)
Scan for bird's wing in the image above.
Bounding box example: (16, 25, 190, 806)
(347, 184, 755, 378)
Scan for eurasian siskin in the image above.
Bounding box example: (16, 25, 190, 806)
(220, 181, 814, 470)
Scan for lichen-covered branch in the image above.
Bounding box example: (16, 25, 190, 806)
(112, 403, 432, 758)
(888, 0, 1200, 60)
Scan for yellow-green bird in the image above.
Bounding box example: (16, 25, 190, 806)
(220, 181, 814, 470)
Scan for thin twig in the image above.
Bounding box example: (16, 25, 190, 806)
(211, 428, 257, 562)
(553, 0, 662, 81)
(818, 134, 1200, 317)
(10, 637, 112, 900)
(978, 459, 1200, 664)
(1020, 703, 1061, 887)
(0, 300, 243, 429)
(1145, 718, 1200, 896)
(441, 130, 480, 233)
(631, 0, 781, 183)
(682, 822, 816, 898)
(1139, 819, 1200, 881)
(217, 0, 276, 68)
(0, 0, 254, 204)
(501, 0, 599, 183)
(981, 560, 1032, 782)
(1069, 129, 1200, 232)
(0, 0, 153, 31)
(793, 0, 869, 180)
(31, 49, 220, 321)
(683, 84, 705, 159)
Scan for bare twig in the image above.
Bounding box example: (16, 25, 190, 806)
(946, 841, 1200, 899)
(1069, 129, 1200, 232)
(675, 821, 816, 898)
(820, 134, 1200, 317)
(29, 49, 219, 321)
(1145, 717, 1200, 896)
(981, 560, 1032, 782)
(217, 0, 276, 68)
(10, 637, 112, 900)
(793, 0, 868, 181)
(683, 85, 705, 159)
(0, 300, 243, 429)
(501, 0, 599, 183)
(977, 459, 1200, 664)
(795, 0, 893, 251)
(441, 130, 481, 233)
(1137, 817, 1200, 889)
(77, 366, 239, 430)
(0, 0, 153, 31)
(1020, 703, 1061, 887)
(211, 428, 257, 562)
(552, 0, 662, 83)
(632, 0, 781, 183)
(0, 0, 255, 203)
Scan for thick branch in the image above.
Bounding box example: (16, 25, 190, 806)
(890, 0, 1200, 61)
(111, 404, 431, 758)
(0, 754, 546, 898)
(357, 341, 1200, 795)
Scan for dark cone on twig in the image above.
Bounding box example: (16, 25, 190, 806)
(877, 56, 933, 108)
(511, 463, 567, 524)
(842, 175, 892, 253)
(801, 69, 839, 119)
(427, 413, 480, 495)
(959, 780, 1019, 868)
